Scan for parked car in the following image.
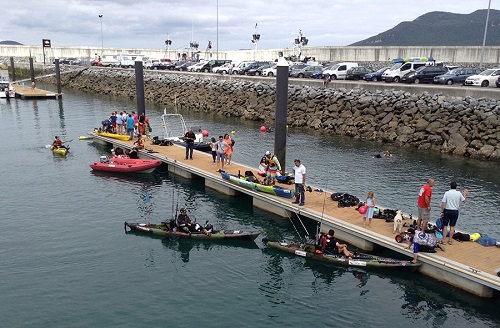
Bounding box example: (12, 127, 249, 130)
(262, 65, 277, 77)
(433, 67, 482, 85)
(246, 63, 273, 76)
(290, 65, 324, 78)
(152, 62, 175, 70)
(464, 68, 500, 87)
(188, 62, 207, 72)
(175, 61, 197, 71)
(382, 61, 427, 83)
(363, 67, 390, 81)
(90, 59, 102, 66)
(212, 62, 233, 74)
(401, 66, 448, 84)
(322, 62, 358, 80)
(232, 61, 254, 74)
(345, 66, 374, 80)
(239, 61, 269, 75)
(496, 76, 500, 88)
(288, 63, 308, 77)
(197, 60, 231, 73)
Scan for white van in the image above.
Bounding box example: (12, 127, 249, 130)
(322, 62, 358, 80)
(382, 61, 428, 83)
(119, 54, 149, 68)
(100, 53, 120, 67)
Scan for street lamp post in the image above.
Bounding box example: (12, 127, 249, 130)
(165, 34, 172, 58)
(293, 30, 308, 62)
(189, 41, 199, 61)
(99, 15, 103, 57)
(480, 0, 492, 69)
(251, 23, 260, 61)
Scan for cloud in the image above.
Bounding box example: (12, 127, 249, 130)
(3, 0, 494, 50)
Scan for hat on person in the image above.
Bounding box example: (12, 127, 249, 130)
(180, 208, 186, 212)
(265, 151, 271, 156)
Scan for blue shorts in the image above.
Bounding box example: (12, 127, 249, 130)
(443, 209, 459, 227)
(216, 152, 225, 161)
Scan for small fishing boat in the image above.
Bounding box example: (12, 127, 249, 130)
(124, 222, 260, 241)
(265, 240, 421, 271)
(0, 70, 14, 99)
(52, 146, 69, 156)
(220, 171, 295, 199)
(90, 156, 161, 173)
(159, 111, 211, 152)
(94, 130, 131, 141)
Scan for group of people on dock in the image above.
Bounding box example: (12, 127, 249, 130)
(101, 111, 151, 140)
(207, 133, 234, 170)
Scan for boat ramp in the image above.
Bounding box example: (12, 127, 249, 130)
(91, 132, 500, 298)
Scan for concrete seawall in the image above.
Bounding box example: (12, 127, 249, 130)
(39, 68, 500, 161)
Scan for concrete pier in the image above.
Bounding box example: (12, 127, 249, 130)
(93, 132, 500, 298)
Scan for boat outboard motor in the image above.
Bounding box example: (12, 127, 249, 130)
(99, 155, 109, 163)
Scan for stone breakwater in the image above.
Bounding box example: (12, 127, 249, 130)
(43, 68, 500, 161)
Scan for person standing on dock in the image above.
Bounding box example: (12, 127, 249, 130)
(363, 191, 376, 228)
(215, 136, 228, 171)
(126, 114, 135, 140)
(184, 128, 196, 160)
(292, 159, 306, 206)
(440, 182, 468, 245)
(417, 178, 435, 231)
(116, 112, 124, 135)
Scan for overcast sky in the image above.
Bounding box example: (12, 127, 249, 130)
(2, 0, 496, 51)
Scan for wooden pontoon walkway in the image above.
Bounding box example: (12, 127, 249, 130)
(12, 83, 61, 99)
(92, 132, 500, 298)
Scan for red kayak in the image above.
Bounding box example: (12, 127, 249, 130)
(90, 157, 162, 173)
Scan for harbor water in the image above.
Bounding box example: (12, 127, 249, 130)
(1, 85, 499, 327)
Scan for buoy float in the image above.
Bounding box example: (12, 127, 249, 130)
(231, 130, 235, 135)
(260, 126, 266, 132)
(202, 130, 209, 137)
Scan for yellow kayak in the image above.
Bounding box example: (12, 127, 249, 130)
(52, 146, 68, 156)
(95, 131, 131, 141)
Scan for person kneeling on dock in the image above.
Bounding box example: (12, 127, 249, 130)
(404, 228, 444, 263)
(319, 229, 353, 258)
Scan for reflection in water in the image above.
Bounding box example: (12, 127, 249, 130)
(57, 99, 65, 130)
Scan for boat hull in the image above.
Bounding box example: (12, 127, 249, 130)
(125, 222, 260, 241)
(90, 158, 161, 173)
(95, 131, 131, 141)
(266, 241, 420, 271)
(220, 171, 295, 199)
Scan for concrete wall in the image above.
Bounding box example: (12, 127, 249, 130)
(2, 45, 500, 65)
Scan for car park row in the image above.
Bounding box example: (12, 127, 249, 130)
(77, 55, 500, 88)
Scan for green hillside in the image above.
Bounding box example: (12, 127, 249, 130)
(350, 9, 500, 46)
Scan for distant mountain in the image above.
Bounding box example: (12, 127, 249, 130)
(0, 40, 23, 45)
(350, 10, 500, 46)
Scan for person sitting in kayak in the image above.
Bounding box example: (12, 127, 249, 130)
(134, 134, 145, 150)
(320, 229, 353, 258)
(177, 208, 194, 233)
(52, 136, 68, 150)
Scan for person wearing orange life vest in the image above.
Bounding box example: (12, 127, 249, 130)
(52, 136, 68, 150)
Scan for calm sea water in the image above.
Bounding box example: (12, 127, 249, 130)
(1, 85, 499, 328)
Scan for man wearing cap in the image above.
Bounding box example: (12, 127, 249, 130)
(177, 208, 192, 233)
(292, 159, 306, 206)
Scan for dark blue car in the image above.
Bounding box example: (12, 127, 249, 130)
(433, 67, 482, 85)
(363, 67, 390, 82)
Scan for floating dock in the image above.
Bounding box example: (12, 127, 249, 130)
(12, 83, 61, 99)
(91, 132, 500, 298)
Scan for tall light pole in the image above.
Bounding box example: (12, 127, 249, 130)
(216, 0, 218, 60)
(480, 0, 492, 69)
(99, 15, 103, 57)
(251, 23, 260, 61)
(165, 34, 172, 58)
